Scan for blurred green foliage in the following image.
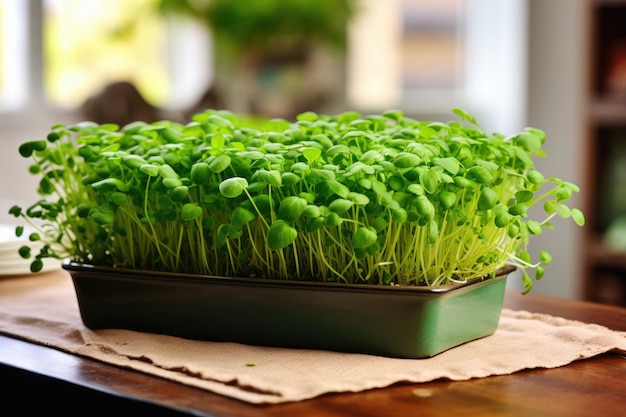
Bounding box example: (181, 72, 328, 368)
(156, 0, 358, 53)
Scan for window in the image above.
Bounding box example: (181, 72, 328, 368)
(401, 0, 464, 91)
(347, 0, 465, 112)
(44, 0, 169, 108)
(348, 0, 527, 135)
(0, 0, 210, 113)
(1, 0, 526, 134)
(0, 0, 28, 110)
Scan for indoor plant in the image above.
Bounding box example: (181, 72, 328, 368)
(10, 108, 584, 358)
(155, 0, 357, 118)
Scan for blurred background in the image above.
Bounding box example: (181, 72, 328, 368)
(1, 0, 624, 304)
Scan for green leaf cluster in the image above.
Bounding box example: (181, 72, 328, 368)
(157, 0, 356, 52)
(11, 108, 585, 292)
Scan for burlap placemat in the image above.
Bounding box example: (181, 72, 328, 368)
(1, 270, 624, 404)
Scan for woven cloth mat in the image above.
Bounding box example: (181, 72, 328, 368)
(1, 270, 625, 404)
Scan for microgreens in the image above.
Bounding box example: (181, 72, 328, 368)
(10, 108, 585, 293)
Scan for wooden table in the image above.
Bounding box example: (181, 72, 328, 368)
(1, 291, 625, 416)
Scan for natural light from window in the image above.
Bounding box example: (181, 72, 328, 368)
(0, 0, 525, 136)
(0, 0, 28, 110)
(347, 0, 464, 111)
(43, 0, 169, 108)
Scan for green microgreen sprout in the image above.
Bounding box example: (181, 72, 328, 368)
(10, 108, 585, 293)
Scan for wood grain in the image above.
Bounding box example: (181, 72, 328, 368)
(1, 291, 625, 416)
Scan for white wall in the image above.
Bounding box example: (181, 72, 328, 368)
(0, 109, 79, 225)
(524, 0, 587, 299)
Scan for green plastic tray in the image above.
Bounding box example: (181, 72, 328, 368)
(64, 261, 514, 359)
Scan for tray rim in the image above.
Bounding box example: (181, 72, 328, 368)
(62, 259, 515, 295)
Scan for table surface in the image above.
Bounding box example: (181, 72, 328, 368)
(1, 289, 625, 417)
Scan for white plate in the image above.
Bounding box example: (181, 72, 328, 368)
(0, 241, 44, 257)
(0, 224, 28, 244)
(0, 225, 62, 275)
(0, 258, 62, 276)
